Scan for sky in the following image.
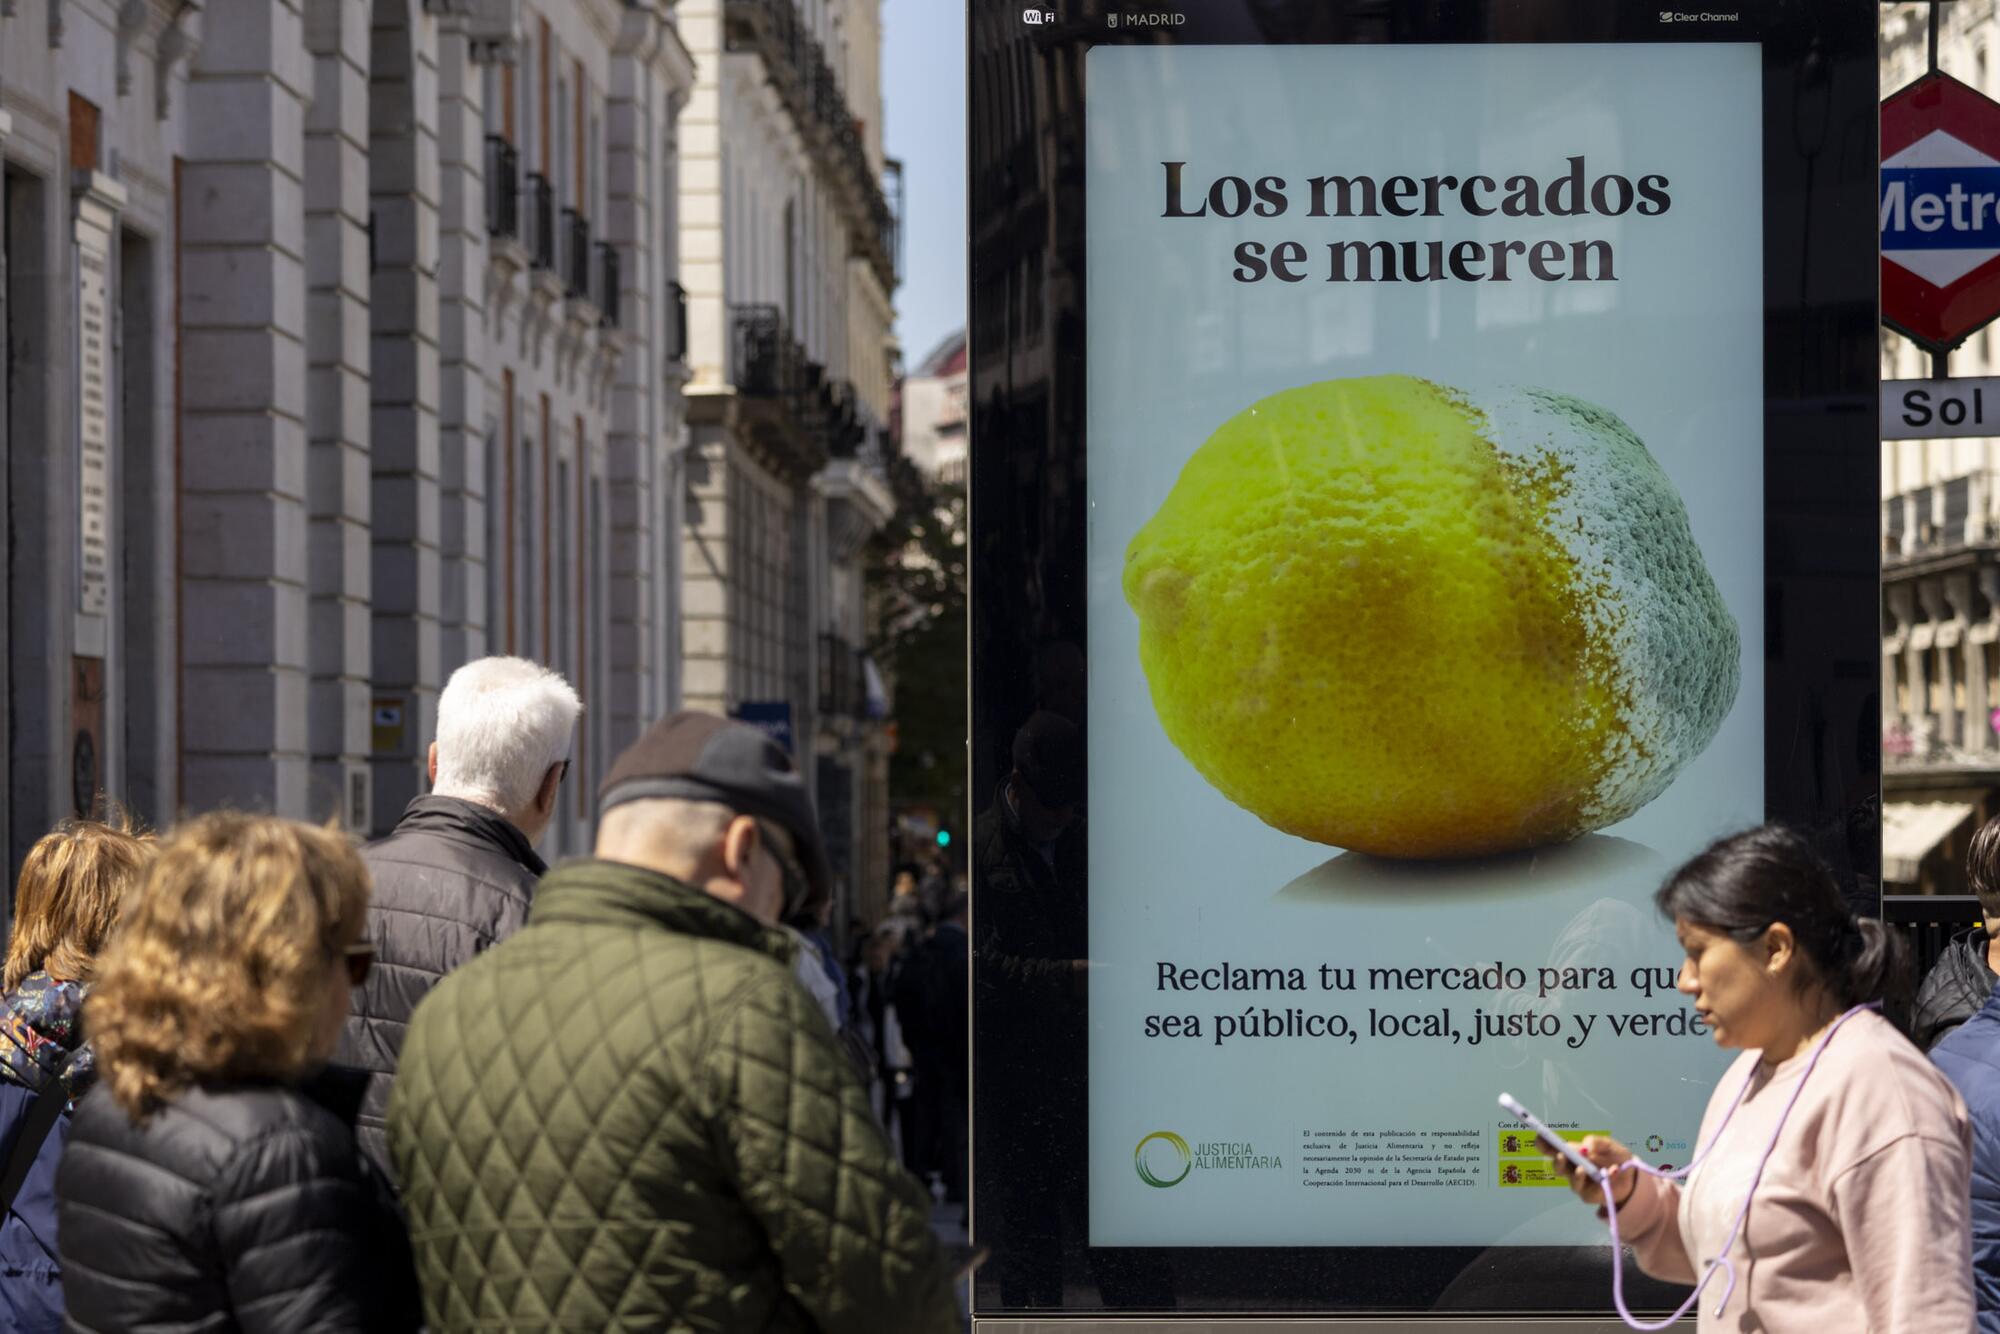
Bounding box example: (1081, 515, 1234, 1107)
(882, 0, 967, 371)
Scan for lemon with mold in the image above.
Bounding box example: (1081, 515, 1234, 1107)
(1122, 374, 1738, 859)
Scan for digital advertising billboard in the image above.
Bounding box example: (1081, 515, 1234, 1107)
(969, 2, 1880, 1319)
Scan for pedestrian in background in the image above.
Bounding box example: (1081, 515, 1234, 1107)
(886, 863, 929, 935)
(1933, 951, 2000, 1332)
(390, 712, 958, 1332)
(335, 655, 581, 1178)
(1548, 824, 1972, 1333)
(1915, 812, 2000, 1049)
(56, 812, 420, 1333)
(899, 889, 970, 1207)
(0, 811, 155, 1333)
(858, 919, 916, 1133)
(785, 894, 849, 1034)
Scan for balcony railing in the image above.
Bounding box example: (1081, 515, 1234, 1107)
(665, 281, 688, 363)
(485, 136, 519, 241)
(826, 380, 864, 458)
(732, 304, 810, 398)
(563, 209, 591, 300)
(524, 173, 555, 270)
(596, 242, 620, 330)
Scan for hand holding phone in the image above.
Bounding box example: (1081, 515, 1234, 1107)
(1498, 1092, 1604, 1183)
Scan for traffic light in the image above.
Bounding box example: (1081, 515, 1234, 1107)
(936, 828, 953, 848)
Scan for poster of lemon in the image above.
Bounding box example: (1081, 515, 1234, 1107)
(1084, 41, 1763, 1247)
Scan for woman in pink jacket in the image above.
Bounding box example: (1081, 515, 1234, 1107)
(1548, 823, 1974, 1332)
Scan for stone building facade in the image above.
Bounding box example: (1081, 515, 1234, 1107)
(0, 0, 898, 912)
(901, 328, 965, 485)
(675, 0, 901, 916)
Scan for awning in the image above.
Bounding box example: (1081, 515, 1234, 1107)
(1883, 801, 1977, 885)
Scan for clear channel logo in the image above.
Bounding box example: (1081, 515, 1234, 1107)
(1134, 1131, 1193, 1188)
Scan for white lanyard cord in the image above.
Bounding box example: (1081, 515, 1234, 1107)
(1598, 1002, 1881, 1331)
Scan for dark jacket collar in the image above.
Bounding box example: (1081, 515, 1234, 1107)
(393, 795, 547, 877)
(185, 1063, 372, 1127)
(529, 858, 794, 963)
(300, 1063, 372, 1126)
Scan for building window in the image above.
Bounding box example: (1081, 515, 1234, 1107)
(496, 370, 516, 652)
(556, 75, 568, 213)
(119, 229, 161, 824)
(574, 60, 587, 216)
(6, 166, 53, 877)
(586, 473, 603, 807)
(539, 19, 553, 175)
(519, 426, 535, 658)
(727, 457, 796, 708)
(555, 454, 571, 688)
(485, 423, 504, 652)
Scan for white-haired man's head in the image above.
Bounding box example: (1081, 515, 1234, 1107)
(427, 657, 582, 842)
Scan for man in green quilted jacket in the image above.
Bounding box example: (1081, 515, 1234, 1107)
(388, 711, 961, 1332)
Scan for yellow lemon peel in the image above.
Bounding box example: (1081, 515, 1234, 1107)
(1122, 374, 1739, 859)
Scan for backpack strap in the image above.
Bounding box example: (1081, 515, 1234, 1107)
(0, 1086, 65, 1214)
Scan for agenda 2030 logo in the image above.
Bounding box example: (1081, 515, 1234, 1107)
(1134, 1131, 1281, 1187)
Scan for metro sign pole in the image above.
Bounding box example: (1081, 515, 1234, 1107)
(1878, 36, 2000, 438)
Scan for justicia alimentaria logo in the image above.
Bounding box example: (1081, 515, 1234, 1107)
(1134, 1131, 1193, 1188)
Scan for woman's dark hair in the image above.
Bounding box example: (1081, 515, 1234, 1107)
(1655, 823, 1910, 1017)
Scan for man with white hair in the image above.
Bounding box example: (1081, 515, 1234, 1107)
(337, 656, 581, 1179)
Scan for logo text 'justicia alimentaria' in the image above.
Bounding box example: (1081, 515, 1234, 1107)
(1135, 1132, 1284, 1186)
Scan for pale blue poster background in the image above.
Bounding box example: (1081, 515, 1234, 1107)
(1086, 43, 1764, 1247)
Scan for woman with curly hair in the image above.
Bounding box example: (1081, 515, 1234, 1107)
(53, 812, 420, 1333)
(0, 811, 154, 1332)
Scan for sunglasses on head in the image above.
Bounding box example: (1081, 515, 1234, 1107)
(342, 940, 376, 986)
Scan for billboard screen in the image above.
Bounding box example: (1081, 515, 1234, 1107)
(1085, 39, 1762, 1250)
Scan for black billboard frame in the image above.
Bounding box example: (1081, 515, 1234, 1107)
(967, 0, 1882, 1317)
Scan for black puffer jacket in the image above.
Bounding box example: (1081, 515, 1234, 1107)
(1915, 926, 2000, 1051)
(334, 794, 544, 1178)
(54, 1071, 420, 1333)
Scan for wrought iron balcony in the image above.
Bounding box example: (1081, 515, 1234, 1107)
(563, 209, 591, 300)
(732, 304, 810, 398)
(665, 281, 689, 363)
(524, 173, 555, 270)
(826, 380, 864, 458)
(596, 242, 620, 330)
(484, 135, 519, 241)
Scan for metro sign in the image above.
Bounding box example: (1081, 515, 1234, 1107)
(1883, 73, 2000, 350)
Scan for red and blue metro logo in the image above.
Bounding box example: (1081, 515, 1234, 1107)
(1882, 72, 2000, 348)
